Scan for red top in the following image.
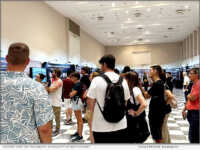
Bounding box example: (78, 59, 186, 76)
(186, 80, 200, 110)
(63, 78, 74, 99)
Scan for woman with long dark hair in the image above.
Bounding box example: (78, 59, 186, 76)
(124, 72, 150, 143)
(141, 65, 170, 143)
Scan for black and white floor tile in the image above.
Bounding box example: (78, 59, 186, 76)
(52, 88, 189, 144)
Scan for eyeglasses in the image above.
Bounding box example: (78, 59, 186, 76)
(189, 72, 196, 75)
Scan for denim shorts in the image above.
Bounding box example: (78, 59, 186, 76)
(71, 98, 83, 111)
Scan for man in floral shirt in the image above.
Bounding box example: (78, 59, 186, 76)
(0, 43, 54, 143)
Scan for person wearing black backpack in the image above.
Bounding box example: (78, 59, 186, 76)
(87, 54, 130, 143)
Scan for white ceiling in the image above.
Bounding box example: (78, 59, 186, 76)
(46, 1, 199, 46)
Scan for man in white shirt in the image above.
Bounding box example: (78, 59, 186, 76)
(87, 54, 130, 143)
(46, 69, 63, 137)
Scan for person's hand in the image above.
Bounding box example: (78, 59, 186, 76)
(182, 110, 187, 120)
(128, 109, 136, 117)
(45, 86, 49, 92)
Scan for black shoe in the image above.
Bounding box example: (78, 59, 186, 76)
(52, 130, 59, 137)
(64, 119, 72, 125)
(82, 118, 87, 123)
(70, 132, 78, 138)
(71, 135, 83, 142)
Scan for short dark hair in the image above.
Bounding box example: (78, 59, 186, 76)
(167, 72, 172, 75)
(122, 66, 131, 73)
(39, 73, 46, 81)
(67, 69, 73, 77)
(99, 54, 115, 70)
(7, 42, 29, 65)
(190, 68, 200, 75)
(53, 68, 62, 78)
(114, 68, 120, 74)
(71, 72, 80, 80)
(80, 75, 91, 89)
(81, 66, 90, 74)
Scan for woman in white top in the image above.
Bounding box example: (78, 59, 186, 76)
(123, 72, 150, 143)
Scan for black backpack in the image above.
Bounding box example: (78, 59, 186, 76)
(96, 74, 126, 123)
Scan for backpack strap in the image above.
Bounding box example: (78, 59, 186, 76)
(101, 74, 112, 84)
(96, 100, 104, 116)
(117, 76, 123, 84)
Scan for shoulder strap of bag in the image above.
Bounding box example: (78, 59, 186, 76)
(101, 74, 112, 84)
(117, 76, 123, 85)
(96, 100, 104, 116)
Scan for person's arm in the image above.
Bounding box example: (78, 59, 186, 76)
(187, 91, 198, 101)
(38, 121, 52, 143)
(165, 89, 174, 104)
(70, 90, 78, 98)
(87, 97, 96, 113)
(47, 81, 62, 93)
(128, 94, 147, 117)
(140, 86, 151, 99)
(34, 84, 54, 143)
(182, 104, 187, 120)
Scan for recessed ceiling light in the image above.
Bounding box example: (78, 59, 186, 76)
(185, 5, 189, 9)
(112, 2, 116, 7)
(136, 1, 139, 5)
(126, 11, 129, 14)
(144, 31, 150, 35)
(147, 8, 151, 12)
(128, 18, 131, 21)
(176, 9, 185, 14)
(152, 23, 161, 26)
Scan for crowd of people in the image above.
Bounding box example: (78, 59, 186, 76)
(0, 42, 199, 144)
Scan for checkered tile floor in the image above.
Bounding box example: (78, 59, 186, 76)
(52, 88, 189, 143)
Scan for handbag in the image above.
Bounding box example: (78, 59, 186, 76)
(126, 97, 150, 143)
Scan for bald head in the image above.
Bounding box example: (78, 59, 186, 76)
(7, 42, 29, 65)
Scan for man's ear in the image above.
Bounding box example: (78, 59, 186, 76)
(6, 55, 9, 63)
(25, 58, 30, 66)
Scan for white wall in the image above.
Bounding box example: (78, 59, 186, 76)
(80, 29, 105, 66)
(1, 1, 68, 63)
(105, 42, 181, 67)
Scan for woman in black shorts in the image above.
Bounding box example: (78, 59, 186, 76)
(141, 65, 167, 143)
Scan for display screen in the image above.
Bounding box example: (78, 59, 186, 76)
(31, 68, 47, 82)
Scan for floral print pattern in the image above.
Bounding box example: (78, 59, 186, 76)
(0, 71, 54, 143)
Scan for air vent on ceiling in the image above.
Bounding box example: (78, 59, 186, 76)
(110, 32, 115, 35)
(137, 27, 143, 30)
(168, 27, 174, 30)
(134, 12, 142, 17)
(138, 38, 143, 41)
(97, 16, 104, 21)
(164, 35, 168, 38)
(176, 9, 185, 14)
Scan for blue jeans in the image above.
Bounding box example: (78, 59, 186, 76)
(187, 110, 200, 143)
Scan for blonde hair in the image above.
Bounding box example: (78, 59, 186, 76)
(91, 72, 99, 80)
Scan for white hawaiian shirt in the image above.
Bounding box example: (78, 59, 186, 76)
(0, 71, 54, 143)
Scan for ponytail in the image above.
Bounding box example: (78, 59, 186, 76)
(151, 65, 166, 82)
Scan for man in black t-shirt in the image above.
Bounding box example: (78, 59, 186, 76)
(166, 72, 174, 93)
(143, 72, 149, 91)
(80, 67, 91, 123)
(70, 72, 84, 142)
